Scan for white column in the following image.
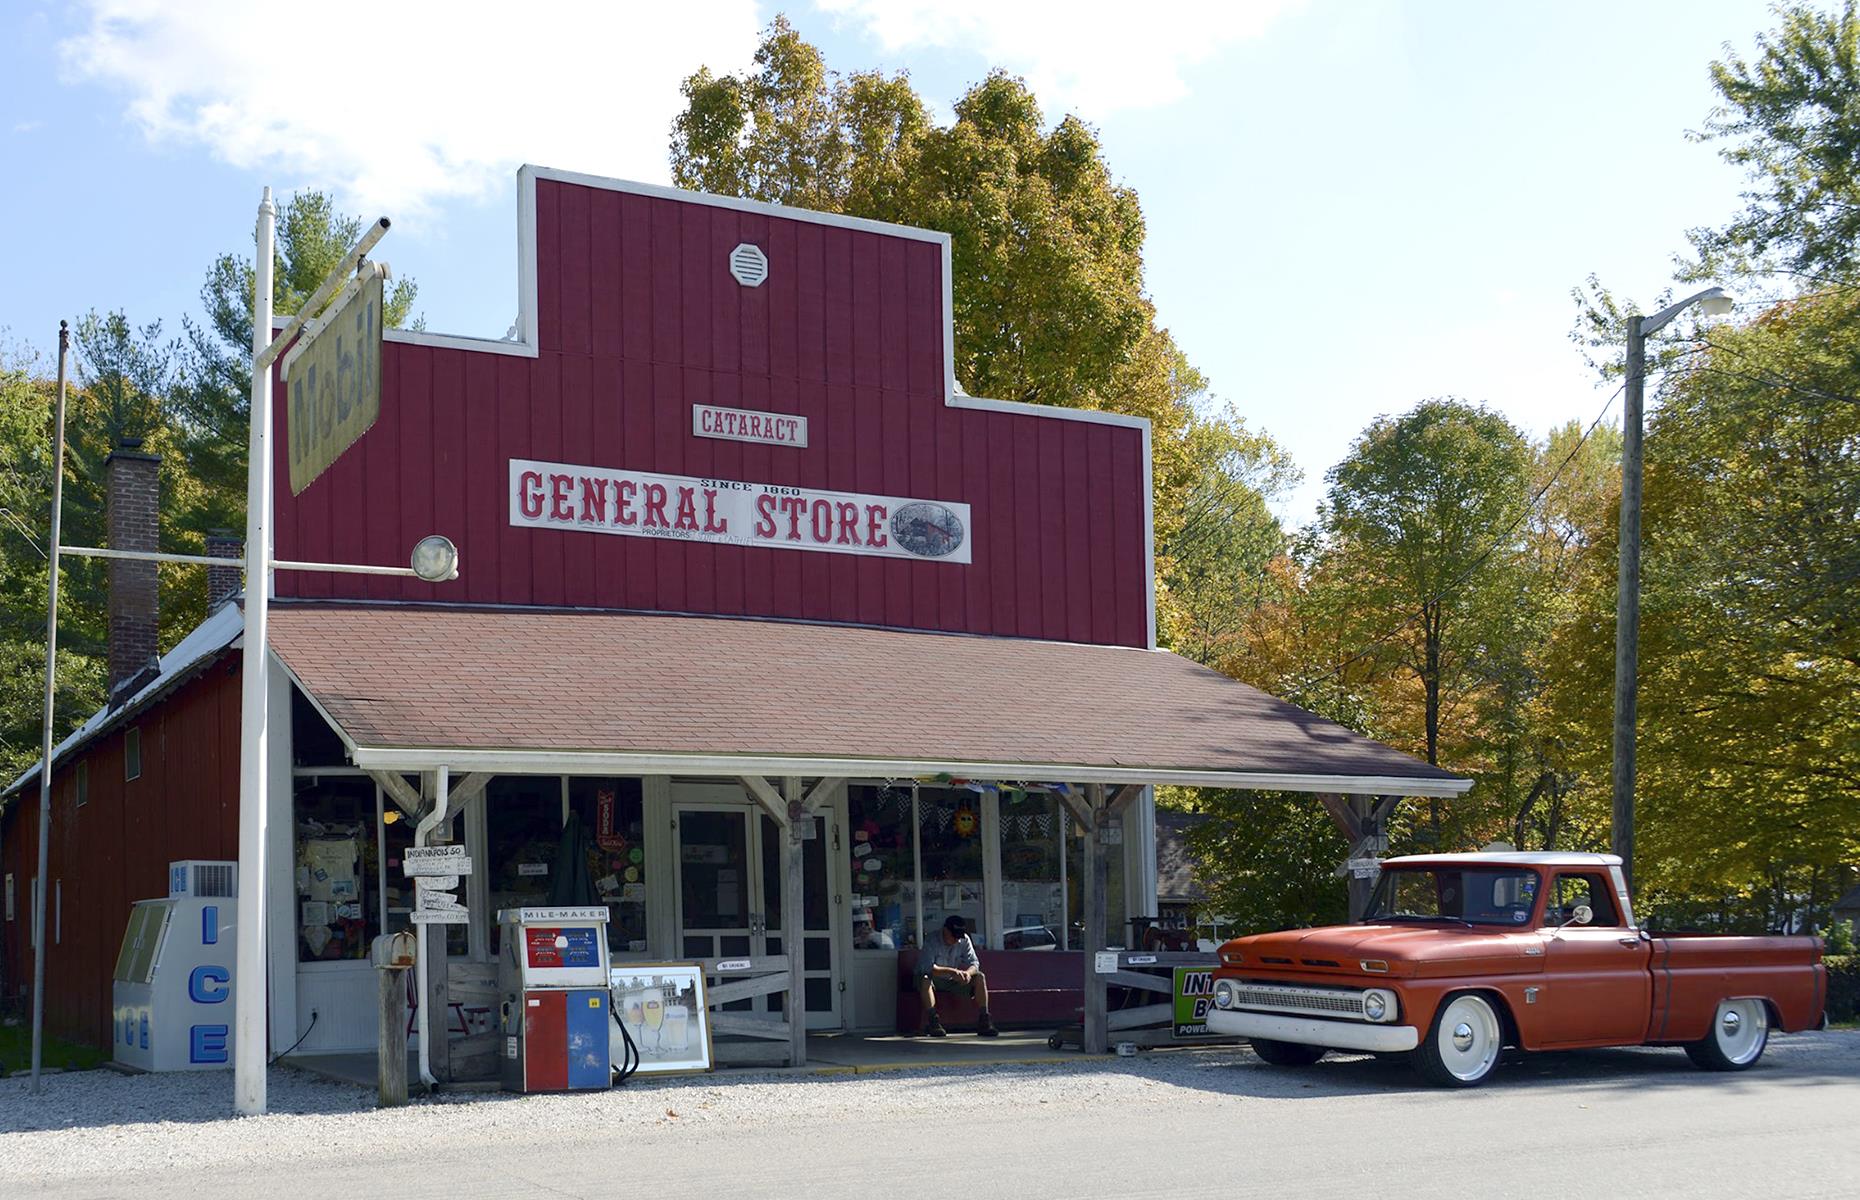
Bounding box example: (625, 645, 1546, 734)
(233, 188, 275, 1115)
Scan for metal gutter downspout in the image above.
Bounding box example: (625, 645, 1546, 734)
(413, 765, 448, 1089)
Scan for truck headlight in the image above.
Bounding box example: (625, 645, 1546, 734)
(1214, 980, 1237, 1010)
(1362, 990, 1394, 1022)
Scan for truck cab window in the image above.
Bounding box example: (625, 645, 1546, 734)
(1551, 873, 1621, 927)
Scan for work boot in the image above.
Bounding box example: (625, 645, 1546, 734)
(924, 1013, 947, 1037)
(976, 1011, 999, 1038)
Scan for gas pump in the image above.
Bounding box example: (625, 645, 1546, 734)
(497, 906, 614, 1092)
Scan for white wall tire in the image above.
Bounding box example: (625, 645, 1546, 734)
(1685, 998, 1770, 1071)
(1413, 993, 1503, 1087)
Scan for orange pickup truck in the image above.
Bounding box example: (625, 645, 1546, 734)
(1206, 851, 1827, 1087)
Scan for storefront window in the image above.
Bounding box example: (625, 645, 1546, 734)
(486, 775, 563, 956)
(293, 776, 379, 962)
(846, 785, 916, 951)
(567, 777, 648, 954)
(1065, 808, 1126, 950)
(999, 790, 1063, 950)
(919, 787, 985, 944)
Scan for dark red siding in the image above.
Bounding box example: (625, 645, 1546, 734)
(0, 660, 242, 1049)
(272, 174, 1150, 647)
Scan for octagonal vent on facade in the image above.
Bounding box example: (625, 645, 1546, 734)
(729, 243, 769, 288)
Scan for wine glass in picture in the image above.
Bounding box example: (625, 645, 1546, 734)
(662, 1002, 690, 1051)
(643, 991, 665, 1051)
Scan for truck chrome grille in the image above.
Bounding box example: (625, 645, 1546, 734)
(1229, 983, 1369, 1020)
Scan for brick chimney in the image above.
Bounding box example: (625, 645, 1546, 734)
(206, 529, 243, 610)
(106, 440, 161, 704)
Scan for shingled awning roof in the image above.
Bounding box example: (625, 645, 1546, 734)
(268, 603, 1468, 797)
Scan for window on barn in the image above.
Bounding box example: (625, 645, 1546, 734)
(125, 727, 142, 782)
(75, 760, 88, 808)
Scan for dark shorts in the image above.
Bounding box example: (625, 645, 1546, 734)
(920, 971, 983, 998)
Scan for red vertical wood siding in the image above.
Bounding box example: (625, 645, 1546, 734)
(0, 660, 242, 1049)
(272, 176, 1149, 647)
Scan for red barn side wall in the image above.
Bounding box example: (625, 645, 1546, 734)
(0, 659, 242, 1049)
(271, 172, 1152, 647)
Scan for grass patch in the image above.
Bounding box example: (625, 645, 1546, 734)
(0, 1020, 109, 1074)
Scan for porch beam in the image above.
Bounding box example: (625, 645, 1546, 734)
(739, 775, 789, 830)
(344, 746, 1474, 798)
(1056, 787, 1094, 831)
(1106, 783, 1145, 816)
(444, 771, 492, 822)
(368, 770, 421, 819)
(801, 775, 844, 813)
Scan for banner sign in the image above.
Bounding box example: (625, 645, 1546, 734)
(510, 457, 972, 564)
(1173, 966, 1215, 1038)
(284, 272, 383, 496)
(692, 403, 807, 448)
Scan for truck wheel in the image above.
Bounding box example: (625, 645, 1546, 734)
(1684, 998, 1769, 1071)
(1249, 1038, 1326, 1067)
(1413, 993, 1502, 1087)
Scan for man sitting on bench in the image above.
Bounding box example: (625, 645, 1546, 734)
(917, 915, 999, 1037)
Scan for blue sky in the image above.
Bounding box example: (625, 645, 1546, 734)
(0, 1, 1781, 523)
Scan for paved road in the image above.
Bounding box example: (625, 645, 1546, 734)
(4, 1031, 1857, 1198)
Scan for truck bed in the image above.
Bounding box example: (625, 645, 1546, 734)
(1646, 932, 1825, 1043)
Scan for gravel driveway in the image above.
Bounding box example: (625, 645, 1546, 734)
(4, 1031, 1858, 1198)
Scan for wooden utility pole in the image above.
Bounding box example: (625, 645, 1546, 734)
(1612, 317, 1647, 891)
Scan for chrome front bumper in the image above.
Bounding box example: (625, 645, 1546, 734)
(1207, 1009, 1420, 1053)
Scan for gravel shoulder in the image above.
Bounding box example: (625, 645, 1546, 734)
(3, 1030, 1857, 1198)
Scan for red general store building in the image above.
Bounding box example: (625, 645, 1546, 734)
(1, 167, 1464, 1069)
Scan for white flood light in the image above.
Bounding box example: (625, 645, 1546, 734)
(411, 535, 459, 582)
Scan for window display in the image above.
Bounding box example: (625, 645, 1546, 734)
(919, 787, 985, 943)
(568, 777, 648, 954)
(486, 776, 564, 956)
(998, 790, 1063, 950)
(293, 776, 378, 962)
(846, 785, 917, 951)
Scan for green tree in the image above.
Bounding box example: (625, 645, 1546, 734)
(1687, 0, 1860, 281)
(1314, 400, 1535, 794)
(172, 191, 420, 536)
(672, 17, 1171, 438)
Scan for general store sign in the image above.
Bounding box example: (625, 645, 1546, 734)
(510, 457, 972, 564)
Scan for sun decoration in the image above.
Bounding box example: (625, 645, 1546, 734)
(952, 806, 978, 838)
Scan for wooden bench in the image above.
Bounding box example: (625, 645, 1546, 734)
(895, 949, 1083, 1033)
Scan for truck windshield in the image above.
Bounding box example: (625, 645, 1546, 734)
(1363, 867, 1541, 927)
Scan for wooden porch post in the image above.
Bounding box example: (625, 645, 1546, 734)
(421, 769, 451, 1084)
(1082, 782, 1109, 1055)
(782, 775, 807, 1068)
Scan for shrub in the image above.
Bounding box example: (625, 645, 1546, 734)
(1825, 955, 1858, 1024)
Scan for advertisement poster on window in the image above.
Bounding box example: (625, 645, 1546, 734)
(609, 965, 712, 1074)
(1173, 966, 1215, 1038)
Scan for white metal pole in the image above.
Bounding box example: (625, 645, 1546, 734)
(234, 188, 276, 1115)
(29, 320, 71, 1093)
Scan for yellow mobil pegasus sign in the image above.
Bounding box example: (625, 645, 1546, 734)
(283, 272, 382, 496)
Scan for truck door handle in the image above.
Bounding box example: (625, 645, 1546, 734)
(1618, 937, 1639, 947)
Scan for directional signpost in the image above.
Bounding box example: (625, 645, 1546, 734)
(406, 846, 471, 925)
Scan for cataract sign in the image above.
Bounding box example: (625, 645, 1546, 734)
(284, 272, 383, 496)
(510, 457, 972, 564)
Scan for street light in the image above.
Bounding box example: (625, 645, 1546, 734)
(1612, 285, 1733, 889)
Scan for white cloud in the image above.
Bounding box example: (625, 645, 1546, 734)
(59, 1, 762, 217)
(816, 0, 1297, 116)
